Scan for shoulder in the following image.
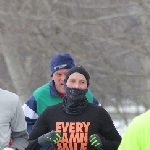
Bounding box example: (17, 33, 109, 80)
(34, 83, 50, 93)
(121, 111, 150, 142)
(88, 104, 106, 113)
(119, 111, 150, 150)
(33, 83, 50, 97)
(0, 89, 21, 112)
(86, 104, 115, 132)
(85, 89, 93, 103)
(118, 113, 147, 150)
(41, 104, 61, 116)
(88, 104, 112, 119)
(86, 89, 93, 96)
(46, 103, 61, 111)
(88, 104, 106, 110)
(0, 88, 19, 103)
(0, 88, 19, 98)
(128, 110, 150, 130)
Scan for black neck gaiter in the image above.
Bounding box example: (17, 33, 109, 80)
(63, 87, 88, 115)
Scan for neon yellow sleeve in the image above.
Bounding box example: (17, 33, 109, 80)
(118, 118, 142, 150)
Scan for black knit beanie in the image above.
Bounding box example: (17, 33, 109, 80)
(64, 66, 90, 87)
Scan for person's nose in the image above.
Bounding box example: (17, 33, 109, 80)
(74, 83, 80, 89)
(61, 74, 66, 81)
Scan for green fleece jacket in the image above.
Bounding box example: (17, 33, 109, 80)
(33, 83, 93, 115)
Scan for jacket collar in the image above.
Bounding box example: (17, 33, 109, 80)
(49, 81, 60, 97)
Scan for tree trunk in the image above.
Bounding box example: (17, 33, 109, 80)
(1, 36, 30, 104)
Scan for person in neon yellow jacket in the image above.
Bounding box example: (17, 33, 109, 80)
(118, 109, 150, 150)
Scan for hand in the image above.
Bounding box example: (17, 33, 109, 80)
(38, 130, 61, 146)
(89, 134, 102, 149)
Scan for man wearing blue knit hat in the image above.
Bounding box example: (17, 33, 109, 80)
(50, 53, 75, 76)
(23, 53, 100, 150)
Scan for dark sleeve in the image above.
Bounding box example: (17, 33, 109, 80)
(29, 108, 49, 140)
(22, 95, 38, 133)
(11, 130, 29, 150)
(26, 108, 49, 149)
(25, 139, 41, 150)
(99, 108, 122, 150)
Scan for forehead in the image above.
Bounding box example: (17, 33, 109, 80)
(68, 72, 86, 80)
(54, 69, 69, 75)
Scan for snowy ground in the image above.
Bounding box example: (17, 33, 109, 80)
(105, 103, 146, 136)
(113, 119, 131, 136)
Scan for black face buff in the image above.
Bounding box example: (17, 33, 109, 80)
(65, 87, 88, 102)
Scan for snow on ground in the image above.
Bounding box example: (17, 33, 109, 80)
(113, 119, 131, 136)
(105, 103, 146, 136)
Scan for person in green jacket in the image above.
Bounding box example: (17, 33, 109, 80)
(23, 53, 101, 150)
(118, 110, 150, 150)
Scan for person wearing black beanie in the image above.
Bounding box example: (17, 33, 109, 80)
(26, 66, 121, 150)
(65, 66, 90, 87)
(63, 66, 90, 115)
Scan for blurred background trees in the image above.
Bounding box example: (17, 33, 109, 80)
(0, 0, 150, 135)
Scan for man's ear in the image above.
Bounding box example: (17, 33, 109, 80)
(51, 74, 53, 80)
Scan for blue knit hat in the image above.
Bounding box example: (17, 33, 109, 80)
(50, 53, 75, 75)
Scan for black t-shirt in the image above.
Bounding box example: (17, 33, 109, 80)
(29, 103, 121, 150)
